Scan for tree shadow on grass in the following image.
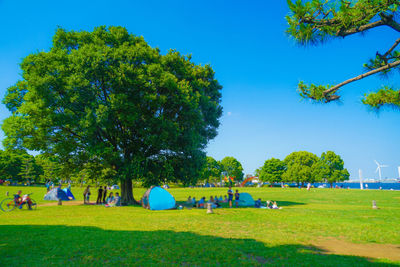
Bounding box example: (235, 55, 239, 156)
(274, 200, 305, 207)
(0, 225, 396, 266)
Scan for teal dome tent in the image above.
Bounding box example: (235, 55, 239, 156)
(142, 186, 176, 210)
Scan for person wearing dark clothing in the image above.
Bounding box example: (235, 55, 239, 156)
(235, 189, 240, 207)
(102, 186, 107, 204)
(96, 186, 104, 205)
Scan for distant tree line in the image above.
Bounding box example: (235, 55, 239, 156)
(0, 149, 117, 186)
(257, 151, 349, 187)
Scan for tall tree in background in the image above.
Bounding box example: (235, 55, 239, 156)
(313, 151, 350, 187)
(219, 156, 244, 182)
(200, 156, 221, 184)
(286, 0, 400, 109)
(2, 26, 222, 204)
(282, 151, 318, 185)
(259, 158, 286, 184)
(0, 150, 42, 182)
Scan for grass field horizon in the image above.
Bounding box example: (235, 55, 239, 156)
(1, 185, 399, 266)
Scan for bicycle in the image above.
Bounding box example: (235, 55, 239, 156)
(0, 193, 37, 212)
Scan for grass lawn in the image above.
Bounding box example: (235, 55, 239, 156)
(0, 185, 399, 266)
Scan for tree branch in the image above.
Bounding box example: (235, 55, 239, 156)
(380, 13, 400, 32)
(383, 37, 400, 57)
(324, 59, 400, 97)
(337, 19, 386, 37)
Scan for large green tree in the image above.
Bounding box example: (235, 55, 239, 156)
(287, 0, 400, 109)
(2, 26, 222, 204)
(313, 151, 350, 187)
(282, 151, 318, 185)
(199, 156, 221, 184)
(219, 156, 244, 182)
(259, 158, 286, 184)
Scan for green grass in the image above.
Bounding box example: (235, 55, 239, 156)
(0, 185, 399, 266)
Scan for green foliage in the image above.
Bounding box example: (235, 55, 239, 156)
(286, 0, 398, 45)
(298, 81, 339, 103)
(282, 151, 318, 184)
(0, 149, 42, 182)
(219, 156, 244, 181)
(199, 156, 221, 184)
(286, 0, 400, 109)
(2, 26, 222, 202)
(313, 151, 350, 185)
(259, 158, 286, 183)
(362, 86, 400, 109)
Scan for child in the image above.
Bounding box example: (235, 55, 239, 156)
(234, 189, 240, 207)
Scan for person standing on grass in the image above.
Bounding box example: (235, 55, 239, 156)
(83, 185, 91, 204)
(96, 186, 103, 205)
(102, 186, 107, 204)
(227, 186, 233, 208)
(234, 189, 240, 207)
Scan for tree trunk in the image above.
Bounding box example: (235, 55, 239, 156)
(121, 178, 136, 205)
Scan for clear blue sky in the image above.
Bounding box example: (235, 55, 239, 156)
(1, 0, 399, 180)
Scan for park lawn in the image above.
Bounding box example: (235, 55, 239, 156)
(0, 186, 399, 266)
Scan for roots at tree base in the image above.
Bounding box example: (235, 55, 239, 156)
(120, 178, 136, 205)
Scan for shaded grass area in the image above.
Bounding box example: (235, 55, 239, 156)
(1, 224, 397, 267)
(0, 186, 399, 265)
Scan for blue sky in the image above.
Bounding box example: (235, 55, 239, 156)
(1, 0, 399, 180)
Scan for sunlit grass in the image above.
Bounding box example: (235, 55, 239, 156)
(0, 185, 399, 266)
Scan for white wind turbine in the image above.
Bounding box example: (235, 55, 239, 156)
(374, 160, 388, 182)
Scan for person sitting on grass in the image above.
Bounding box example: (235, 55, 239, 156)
(223, 195, 228, 203)
(208, 196, 217, 208)
(214, 196, 221, 208)
(192, 197, 196, 207)
(114, 192, 121, 206)
(106, 192, 114, 204)
(14, 190, 32, 210)
(219, 195, 223, 202)
(197, 197, 205, 208)
(255, 198, 262, 208)
(272, 201, 282, 209)
(106, 192, 121, 207)
(187, 196, 192, 204)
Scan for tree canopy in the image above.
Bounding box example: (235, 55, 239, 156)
(199, 156, 221, 184)
(286, 0, 400, 109)
(219, 156, 244, 182)
(0, 149, 42, 183)
(2, 26, 223, 204)
(313, 151, 350, 186)
(259, 158, 286, 184)
(282, 151, 319, 184)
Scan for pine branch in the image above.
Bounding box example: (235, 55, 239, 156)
(323, 59, 400, 98)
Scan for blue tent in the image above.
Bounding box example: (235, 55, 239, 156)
(142, 186, 176, 210)
(238, 192, 255, 207)
(44, 188, 69, 201)
(62, 188, 75, 200)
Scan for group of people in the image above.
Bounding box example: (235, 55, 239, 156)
(187, 186, 282, 210)
(82, 185, 121, 207)
(186, 187, 242, 208)
(187, 195, 225, 208)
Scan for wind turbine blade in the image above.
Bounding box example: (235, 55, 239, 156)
(375, 166, 380, 172)
(381, 165, 389, 167)
(374, 160, 379, 166)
